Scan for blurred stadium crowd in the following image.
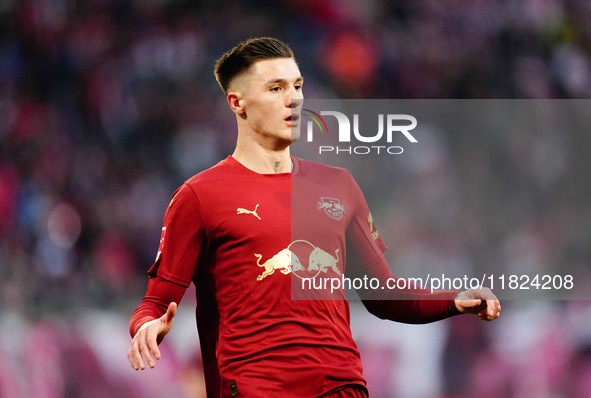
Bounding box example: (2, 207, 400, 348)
(1, 0, 591, 397)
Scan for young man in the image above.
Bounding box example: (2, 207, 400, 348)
(127, 37, 501, 398)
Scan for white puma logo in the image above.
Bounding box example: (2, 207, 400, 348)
(236, 204, 261, 220)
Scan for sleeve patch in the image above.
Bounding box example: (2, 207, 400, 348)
(155, 226, 167, 261)
(368, 212, 380, 240)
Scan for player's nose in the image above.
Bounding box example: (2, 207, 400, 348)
(289, 99, 303, 109)
(285, 87, 303, 107)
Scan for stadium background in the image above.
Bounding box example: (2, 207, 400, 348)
(1, 0, 591, 397)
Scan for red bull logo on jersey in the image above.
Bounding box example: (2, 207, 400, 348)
(317, 197, 345, 221)
(254, 249, 302, 281)
(254, 240, 342, 281)
(307, 247, 341, 276)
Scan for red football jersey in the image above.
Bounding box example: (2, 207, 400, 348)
(131, 156, 459, 398)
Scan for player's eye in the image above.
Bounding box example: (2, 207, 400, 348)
(294, 84, 302, 91)
(271, 86, 281, 92)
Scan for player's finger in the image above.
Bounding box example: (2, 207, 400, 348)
(138, 333, 155, 369)
(477, 309, 489, 320)
(164, 302, 177, 325)
(147, 329, 161, 361)
(463, 299, 482, 310)
(478, 300, 498, 321)
(128, 342, 139, 370)
(132, 338, 146, 370)
(493, 300, 501, 318)
(486, 299, 496, 318)
(460, 299, 485, 315)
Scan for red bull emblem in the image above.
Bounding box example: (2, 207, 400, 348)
(316, 197, 345, 221)
(254, 240, 342, 281)
(254, 249, 301, 281)
(307, 247, 341, 275)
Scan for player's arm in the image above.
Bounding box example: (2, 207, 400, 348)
(128, 276, 186, 370)
(352, 256, 462, 324)
(128, 183, 208, 370)
(353, 257, 500, 323)
(345, 173, 500, 323)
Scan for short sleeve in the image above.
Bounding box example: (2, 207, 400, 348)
(345, 172, 388, 273)
(148, 183, 208, 287)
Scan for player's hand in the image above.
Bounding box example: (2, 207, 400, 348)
(454, 288, 501, 321)
(127, 302, 177, 370)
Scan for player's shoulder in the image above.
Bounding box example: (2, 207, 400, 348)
(184, 156, 236, 187)
(166, 157, 235, 205)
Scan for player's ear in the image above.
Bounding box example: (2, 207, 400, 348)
(227, 91, 245, 115)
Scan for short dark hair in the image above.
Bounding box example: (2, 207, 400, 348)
(214, 37, 295, 94)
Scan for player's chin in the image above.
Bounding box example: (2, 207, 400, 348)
(280, 128, 300, 144)
(286, 123, 301, 142)
(290, 130, 301, 142)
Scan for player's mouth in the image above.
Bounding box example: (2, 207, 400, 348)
(285, 115, 299, 126)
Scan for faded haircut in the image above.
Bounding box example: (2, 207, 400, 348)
(214, 37, 295, 94)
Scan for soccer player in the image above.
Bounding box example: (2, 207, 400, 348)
(127, 37, 501, 398)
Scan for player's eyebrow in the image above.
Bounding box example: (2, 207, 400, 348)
(265, 77, 304, 85)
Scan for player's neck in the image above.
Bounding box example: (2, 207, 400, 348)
(232, 138, 292, 174)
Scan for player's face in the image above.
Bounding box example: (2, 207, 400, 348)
(238, 58, 304, 147)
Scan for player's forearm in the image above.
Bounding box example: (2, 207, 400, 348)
(361, 293, 460, 324)
(129, 275, 186, 337)
(353, 257, 461, 323)
(129, 298, 167, 337)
